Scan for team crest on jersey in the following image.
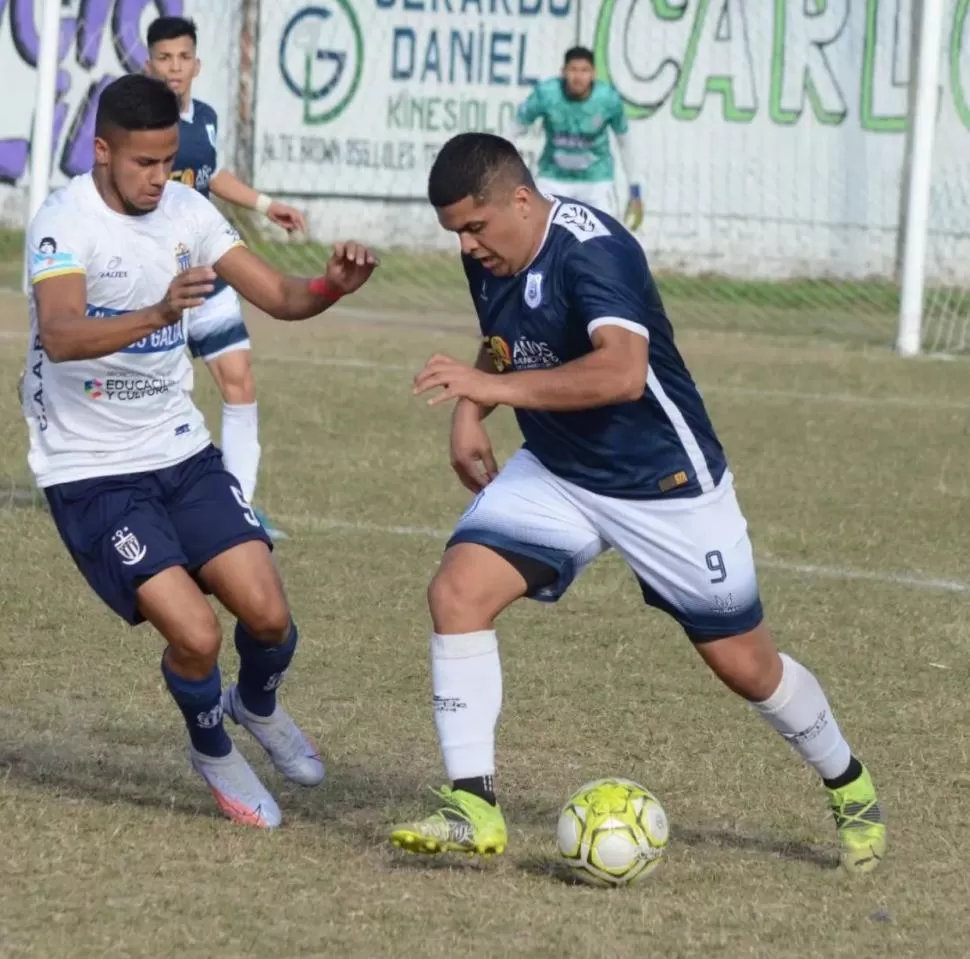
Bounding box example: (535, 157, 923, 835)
(524, 271, 544, 309)
(112, 527, 147, 566)
(485, 335, 512, 372)
(174, 242, 191, 273)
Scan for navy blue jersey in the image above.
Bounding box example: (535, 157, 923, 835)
(464, 199, 727, 500)
(171, 99, 225, 297)
(171, 99, 218, 197)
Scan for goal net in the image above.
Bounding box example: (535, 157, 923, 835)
(0, 0, 968, 352)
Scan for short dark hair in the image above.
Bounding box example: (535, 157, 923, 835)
(95, 74, 180, 138)
(147, 15, 197, 48)
(428, 133, 534, 208)
(564, 46, 594, 66)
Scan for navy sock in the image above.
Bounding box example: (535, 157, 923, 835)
(161, 658, 232, 758)
(234, 620, 298, 717)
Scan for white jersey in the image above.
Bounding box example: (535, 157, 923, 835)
(23, 174, 243, 488)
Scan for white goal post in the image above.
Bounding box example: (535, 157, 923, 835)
(15, 0, 967, 355)
(896, 0, 946, 356)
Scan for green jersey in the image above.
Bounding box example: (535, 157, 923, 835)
(516, 79, 629, 183)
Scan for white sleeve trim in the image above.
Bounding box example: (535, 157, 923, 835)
(587, 317, 649, 340)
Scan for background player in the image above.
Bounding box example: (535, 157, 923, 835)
(147, 15, 307, 540)
(514, 46, 643, 232)
(390, 133, 885, 875)
(23, 74, 376, 828)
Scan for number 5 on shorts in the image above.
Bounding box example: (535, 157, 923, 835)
(232, 485, 261, 528)
(706, 550, 727, 584)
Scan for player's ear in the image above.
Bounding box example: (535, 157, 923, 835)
(93, 136, 110, 166)
(193, 58, 201, 79)
(513, 184, 532, 217)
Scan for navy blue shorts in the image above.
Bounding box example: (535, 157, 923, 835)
(45, 445, 272, 625)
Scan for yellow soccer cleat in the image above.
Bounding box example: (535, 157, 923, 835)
(827, 765, 886, 875)
(390, 786, 508, 857)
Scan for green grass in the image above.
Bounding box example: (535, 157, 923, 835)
(0, 296, 969, 957)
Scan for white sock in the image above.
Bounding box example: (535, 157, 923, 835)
(750, 653, 852, 780)
(431, 631, 502, 781)
(221, 402, 261, 504)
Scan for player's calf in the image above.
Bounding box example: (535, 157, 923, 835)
(138, 568, 229, 755)
(696, 623, 886, 873)
(694, 621, 783, 702)
(415, 543, 534, 822)
(198, 540, 323, 785)
(203, 542, 294, 716)
(222, 619, 325, 787)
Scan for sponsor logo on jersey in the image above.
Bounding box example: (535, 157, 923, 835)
(484, 335, 511, 372)
(511, 337, 561, 370)
(83, 376, 177, 402)
(98, 255, 128, 280)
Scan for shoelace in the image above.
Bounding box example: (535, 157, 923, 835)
(830, 797, 882, 829)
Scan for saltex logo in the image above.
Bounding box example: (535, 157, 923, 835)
(279, 2, 364, 125)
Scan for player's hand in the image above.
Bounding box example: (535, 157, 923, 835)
(158, 267, 216, 323)
(325, 241, 379, 295)
(414, 354, 508, 407)
(624, 195, 644, 233)
(450, 405, 499, 493)
(267, 201, 307, 234)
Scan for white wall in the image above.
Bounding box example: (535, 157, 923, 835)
(2, 0, 969, 283)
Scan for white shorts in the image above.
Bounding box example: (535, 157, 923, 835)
(536, 178, 618, 218)
(448, 449, 763, 642)
(187, 285, 250, 361)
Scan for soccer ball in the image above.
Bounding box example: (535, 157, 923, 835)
(556, 777, 669, 887)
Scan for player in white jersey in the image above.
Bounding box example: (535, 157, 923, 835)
(23, 74, 377, 829)
(389, 133, 885, 875)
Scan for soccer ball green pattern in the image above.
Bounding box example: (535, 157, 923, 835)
(556, 777, 669, 886)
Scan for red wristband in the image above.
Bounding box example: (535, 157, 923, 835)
(308, 276, 343, 303)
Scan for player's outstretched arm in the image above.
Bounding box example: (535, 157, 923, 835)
(213, 242, 378, 321)
(494, 325, 647, 410)
(414, 326, 647, 412)
(208, 171, 307, 233)
(36, 268, 215, 363)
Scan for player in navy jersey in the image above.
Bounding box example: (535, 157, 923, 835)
(390, 133, 886, 875)
(147, 16, 307, 541)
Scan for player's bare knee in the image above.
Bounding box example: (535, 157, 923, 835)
(166, 619, 223, 677)
(238, 591, 291, 644)
(698, 624, 782, 702)
(427, 567, 497, 632)
(428, 544, 529, 632)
